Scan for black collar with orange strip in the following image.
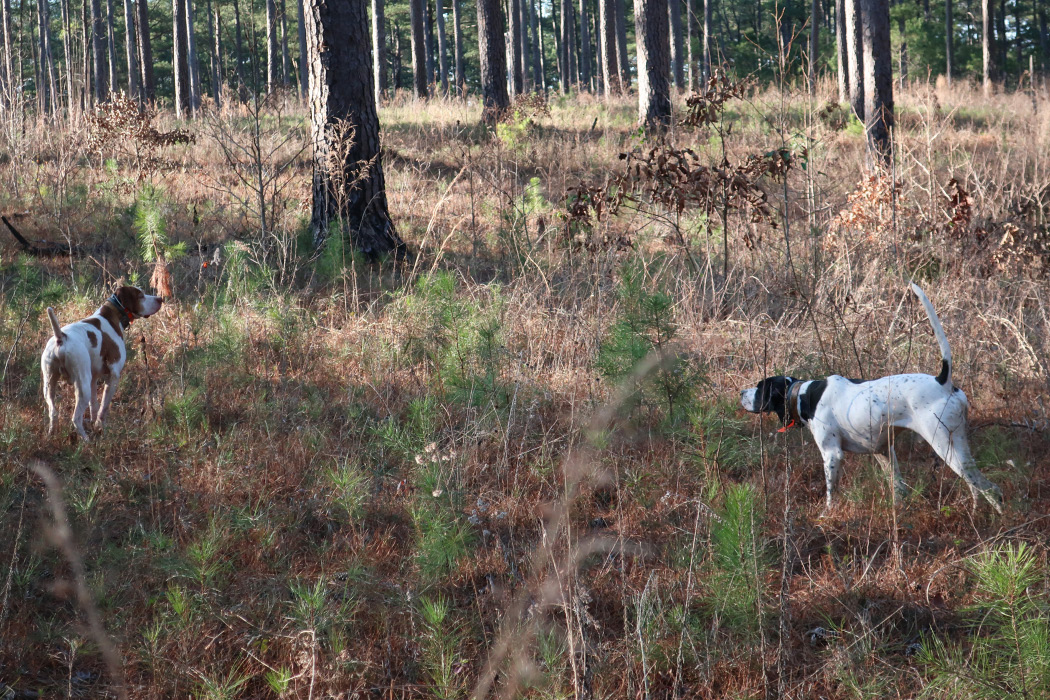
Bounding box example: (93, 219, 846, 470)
(779, 379, 806, 432)
(106, 294, 136, 326)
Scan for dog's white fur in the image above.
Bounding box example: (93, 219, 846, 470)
(741, 284, 1004, 513)
(41, 286, 163, 441)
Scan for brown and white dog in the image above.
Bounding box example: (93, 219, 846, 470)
(41, 285, 164, 441)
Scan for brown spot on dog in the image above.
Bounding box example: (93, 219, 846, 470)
(99, 304, 125, 337)
(87, 330, 98, 347)
(100, 333, 121, 374)
(86, 318, 102, 330)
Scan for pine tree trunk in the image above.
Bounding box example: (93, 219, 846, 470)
(373, 0, 386, 102)
(614, 0, 629, 88)
(61, 0, 74, 112)
(860, 0, 892, 167)
(297, 0, 307, 95)
(982, 0, 994, 95)
(508, 0, 522, 94)
(233, 0, 244, 86)
(304, 0, 404, 255)
(944, 0, 952, 84)
(122, 0, 138, 97)
(808, 0, 819, 95)
(0, 0, 11, 105)
(173, 0, 189, 115)
(845, 0, 863, 119)
(37, 0, 57, 113)
(538, 0, 548, 90)
(519, 0, 531, 90)
(105, 0, 116, 91)
(668, 0, 683, 89)
(186, 0, 201, 111)
(529, 0, 541, 89)
(702, 0, 711, 82)
(409, 0, 427, 97)
(436, 0, 448, 93)
(836, 0, 847, 100)
(635, 0, 670, 128)
(578, 0, 591, 90)
(559, 0, 570, 91)
(266, 0, 278, 92)
(453, 0, 464, 93)
(136, 0, 154, 99)
(425, 1, 434, 87)
(210, 0, 222, 105)
(476, 0, 509, 120)
(897, 14, 906, 85)
(686, 0, 696, 90)
(280, 0, 290, 84)
(84, 0, 93, 108)
(91, 0, 107, 102)
(599, 0, 619, 94)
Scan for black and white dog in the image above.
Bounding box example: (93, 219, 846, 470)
(740, 283, 1004, 514)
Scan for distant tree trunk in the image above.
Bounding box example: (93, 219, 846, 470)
(476, 0, 509, 120)
(91, 0, 107, 102)
(702, 0, 711, 82)
(578, 0, 592, 90)
(897, 15, 906, 85)
(105, 0, 116, 91)
(538, 0, 549, 90)
(860, 0, 892, 167)
(123, 0, 139, 98)
(559, 0, 571, 91)
(425, 1, 434, 87)
(84, 0, 94, 107)
(61, 0, 73, 111)
(508, 0, 523, 94)
(519, 0, 531, 89)
(211, 0, 222, 105)
(373, 0, 386, 102)
(435, 0, 448, 93)
(982, 0, 994, 95)
(1039, 4, 1048, 73)
(845, 0, 863, 119)
(304, 0, 404, 255)
(453, 0, 464, 93)
(599, 0, 619, 94)
(186, 0, 201, 111)
(409, 0, 427, 96)
(36, 0, 55, 114)
(996, 0, 1005, 74)
(668, 0, 683, 89)
(233, 0, 245, 86)
(808, 0, 819, 95)
(280, 0, 291, 84)
(136, 0, 154, 99)
(612, 0, 631, 88)
(945, 0, 952, 84)
(529, 0, 541, 89)
(298, 0, 307, 94)
(835, 0, 847, 100)
(393, 21, 404, 89)
(173, 0, 189, 115)
(266, 0, 279, 91)
(205, 0, 217, 96)
(0, 0, 11, 104)
(635, 0, 671, 128)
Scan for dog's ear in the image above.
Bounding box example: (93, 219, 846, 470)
(757, 376, 789, 422)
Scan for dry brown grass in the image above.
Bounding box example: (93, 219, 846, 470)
(0, 81, 1048, 699)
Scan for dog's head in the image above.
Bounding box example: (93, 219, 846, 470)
(112, 285, 164, 320)
(740, 376, 795, 422)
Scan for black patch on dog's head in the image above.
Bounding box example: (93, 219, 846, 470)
(750, 376, 793, 422)
(799, 380, 827, 423)
(936, 359, 950, 385)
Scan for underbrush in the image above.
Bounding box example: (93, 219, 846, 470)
(1, 84, 1049, 699)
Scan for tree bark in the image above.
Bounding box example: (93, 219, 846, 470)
(509, 0, 523, 94)
(635, 0, 671, 128)
(436, 0, 448, 94)
(808, 0, 819, 95)
(860, 0, 892, 168)
(897, 15, 906, 85)
(453, 0, 464, 93)
(123, 0, 139, 97)
(136, 0, 154, 99)
(409, 0, 427, 97)
(304, 0, 404, 255)
(172, 0, 189, 115)
(186, 0, 201, 111)
(61, 0, 73, 111)
(945, 0, 952, 84)
(835, 0, 846, 100)
(210, 0, 221, 105)
(615, 0, 629, 88)
(702, 0, 711, 82)
(38, 0, 57, 114)
(528, 0, 541, 89)
(373, 0, 387, 102)
(105, 0, 116, 92)
(476, 0, 509, 120)
(669, 0, 683, 89)
(599, 0, 619, 94)
(266, 0, 279, 91)
(578, 0, 591, 90)
(233, 0, 245, 86)
(559, 0, 571, 91)
(280, 0, 291, 84)
(91, 0, 107, 102)
(982, 0, 994, 95)
(845, 0, 863, 120)
(425, 0, 434, 87)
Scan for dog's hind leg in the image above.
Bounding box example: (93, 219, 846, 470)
(71, 372, 92, 441)
(41, 362, 60, 435)
(921, 422, 1003, 514)
(874, 445, 908, 504)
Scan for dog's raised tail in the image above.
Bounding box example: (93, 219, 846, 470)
(46, 307, 65, 345)
(910, 283, 952, 386)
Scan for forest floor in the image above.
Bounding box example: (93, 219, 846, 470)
(1, 79, 1050, 699)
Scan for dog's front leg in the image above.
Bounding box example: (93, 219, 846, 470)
(93, 376, 120, 432)
(820, 445, 844, 510)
